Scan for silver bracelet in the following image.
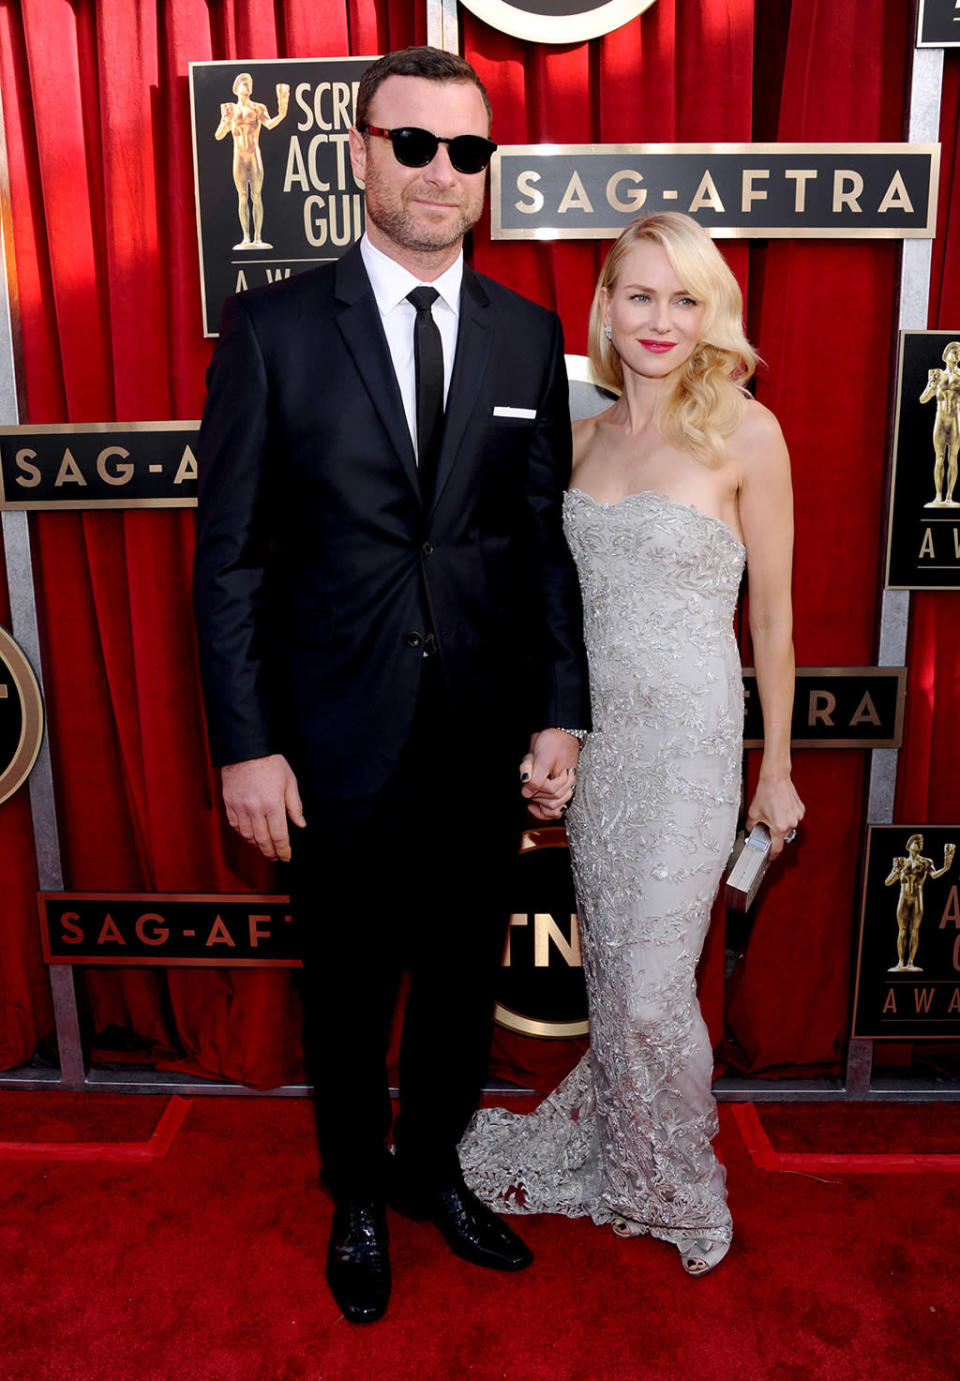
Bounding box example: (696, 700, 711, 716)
(554, 726, 588, 743)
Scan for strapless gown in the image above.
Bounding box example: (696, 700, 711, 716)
(460, 487, 745, 1255)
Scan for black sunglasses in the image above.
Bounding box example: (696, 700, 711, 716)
(360, 124, 497, 175)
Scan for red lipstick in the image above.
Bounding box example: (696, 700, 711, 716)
(639, 339, 675, 353)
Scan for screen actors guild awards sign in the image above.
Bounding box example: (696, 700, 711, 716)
(0, 626, 44, 806)
(491, 145, 938, 241)
(39, 894, 301, 967)
(0, 423, 199, 510)
(886, 331, 960, 589)
(741, 668, 905, 749)
(190, 57, 374, 336)
(853, 825, 960, 1039)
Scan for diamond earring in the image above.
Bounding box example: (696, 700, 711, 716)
(604, 324, 612, 340)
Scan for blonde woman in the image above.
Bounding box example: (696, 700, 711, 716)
(462, 213, 804, 1276)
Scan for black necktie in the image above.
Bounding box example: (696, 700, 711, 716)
(406, 286, 444, 502)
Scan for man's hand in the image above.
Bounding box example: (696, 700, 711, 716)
(520, 728, 580, 822)
(221, 754, 305, 862)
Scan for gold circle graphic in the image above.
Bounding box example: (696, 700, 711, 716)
(460, 0, 656, 45)
(0, 625, 44, 806)
(494, 1002, 590, 1039)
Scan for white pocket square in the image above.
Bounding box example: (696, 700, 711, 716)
(493, 406, 537, 419)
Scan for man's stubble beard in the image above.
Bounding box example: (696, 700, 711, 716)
(364, 173, 484, 254)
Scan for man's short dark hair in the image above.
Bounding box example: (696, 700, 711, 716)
(355, 45, 492, 129)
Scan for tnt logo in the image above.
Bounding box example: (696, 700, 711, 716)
(494, 827, 588, 1039)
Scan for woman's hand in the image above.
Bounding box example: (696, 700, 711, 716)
(519, 730, 580, 821)
(745, 774, 805, 859)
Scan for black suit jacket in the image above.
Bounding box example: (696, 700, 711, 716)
(193, 243, 590, 799)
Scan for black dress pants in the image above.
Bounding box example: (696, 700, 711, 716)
(290, 658, 522, 1203)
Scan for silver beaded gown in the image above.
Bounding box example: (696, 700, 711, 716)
(460, 487, 745, 1254)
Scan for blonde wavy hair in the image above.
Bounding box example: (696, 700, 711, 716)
(588, 212, 759, 466)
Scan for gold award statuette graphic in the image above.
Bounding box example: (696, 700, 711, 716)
(852, 823, 960, 1038)
(216, 72, 290, 250)
(886, 833, 956, 973)
(885, 330, 960, 589)
(191, 56, 373, 334)
(919, 340, 960, 508)
(0, 625, 44, 806)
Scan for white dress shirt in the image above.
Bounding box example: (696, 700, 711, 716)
(360, 233, 462, 460)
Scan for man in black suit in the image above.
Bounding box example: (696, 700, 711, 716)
(194, 46, 589, 1324)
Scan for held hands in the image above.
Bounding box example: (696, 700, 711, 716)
(221, 753, 305, 862)
(745, 772, 805, 860)
(519, 729, 580, 822)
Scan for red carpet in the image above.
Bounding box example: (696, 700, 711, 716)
(0, 1092, 957, 1381)
(732, 1101, 960, 1173)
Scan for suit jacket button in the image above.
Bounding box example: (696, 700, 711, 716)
(405, 632, 423, 648)
(421, 541, 434, 557)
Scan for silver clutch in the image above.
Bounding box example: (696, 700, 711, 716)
(724, 823, 773, 912)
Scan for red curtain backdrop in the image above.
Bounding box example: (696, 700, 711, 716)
(0, 0, 955, 1087)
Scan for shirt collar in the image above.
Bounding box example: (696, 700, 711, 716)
(360, 233, 463, 317)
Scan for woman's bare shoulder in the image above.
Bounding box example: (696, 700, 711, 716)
(728, 396, 789, 470)
(733, 395, 784, 443)
(572, 412, 601, 460)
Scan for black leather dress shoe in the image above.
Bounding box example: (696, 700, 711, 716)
(325, 1200, 390, 1324)
(391, 1181, 533, 1272)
